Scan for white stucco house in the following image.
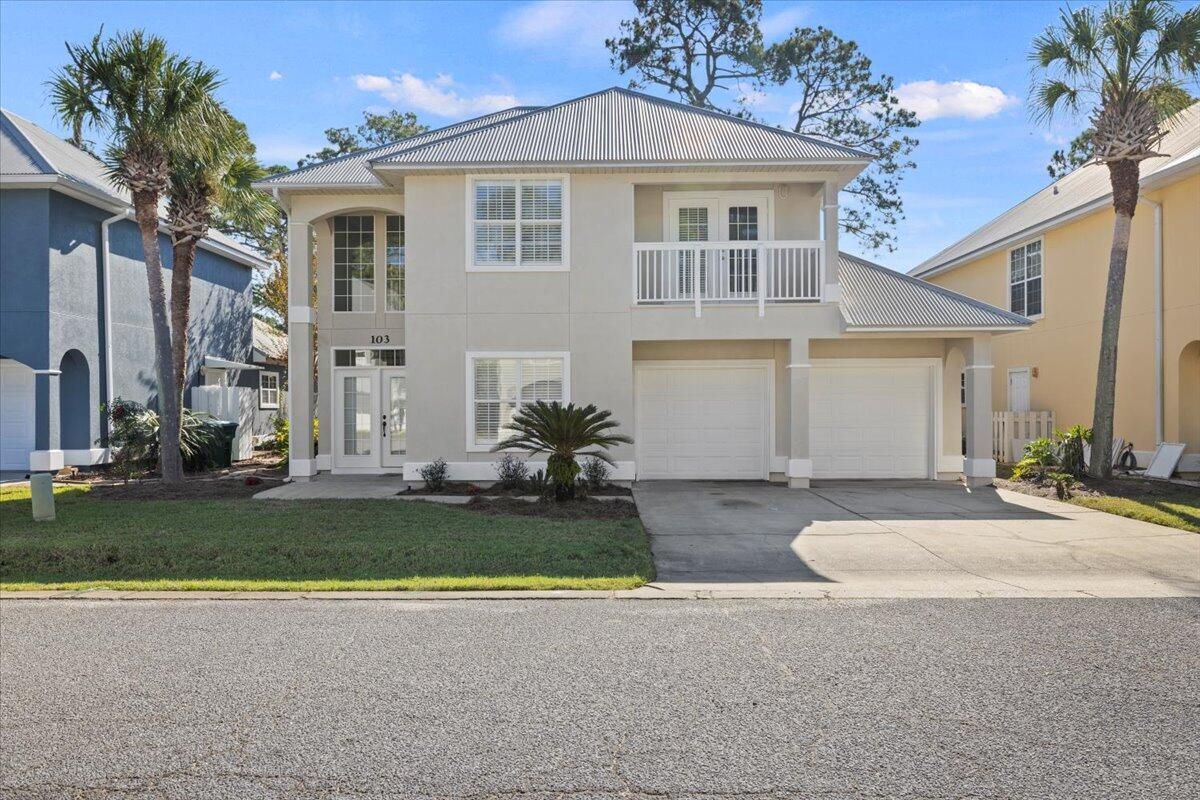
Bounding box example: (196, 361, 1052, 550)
(255, 88, 1029, 488)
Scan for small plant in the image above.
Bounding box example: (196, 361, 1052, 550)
(1045, 471, 1077, 500)
(1012, 436, 1059, 481)
(1056, 425, 1092, 478)
(494, 453, 529, 491)
(580, 456, 611, 492)
(269, 413, 289, 455)
(419, 458, 449, 492)
(527, 468, 550, 498)
(104, 397, 217, 477)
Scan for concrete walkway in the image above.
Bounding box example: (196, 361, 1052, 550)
(634, 480, 1200, 598)
(253, 474, 407, 499)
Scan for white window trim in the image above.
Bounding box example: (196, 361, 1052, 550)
(661, 189, 776, 242)
(1007, 238, 1044, 320)
(464, 350, 571, 452)
(465, 174, 571, 272)
(259, 371, 280, 410)
(331, 213, 379, 315)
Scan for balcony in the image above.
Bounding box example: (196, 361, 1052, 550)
(633, 241, 824, 316)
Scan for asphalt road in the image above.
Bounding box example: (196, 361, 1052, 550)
(2, 598, 1198, 799)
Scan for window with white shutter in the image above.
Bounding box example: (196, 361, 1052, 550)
(467, 353, 569, 448)
(470, 177, 568, 270)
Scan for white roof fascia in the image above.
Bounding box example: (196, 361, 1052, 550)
(370, 158, 872, 172)
(911, 152, 1200, 279)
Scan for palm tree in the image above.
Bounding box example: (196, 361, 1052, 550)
(492, 402, 633, 500)
(167, 112, 276, 401)
(1029, 0, 1199, 478)
(46, 30, 104, 151)
(51, 30, 226, 482)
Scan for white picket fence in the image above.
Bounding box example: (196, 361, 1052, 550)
(190, 385, 255, 461)
(992, 410, 1056, 463)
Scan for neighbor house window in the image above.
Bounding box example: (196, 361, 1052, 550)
(333, 215, 374, 312)
(471, 178, 566, 268)
(468, 353, 568, 448)
(1009, 241, 1042, 317)
(259, 371, 280, 409)
(386, 215, 404, 311)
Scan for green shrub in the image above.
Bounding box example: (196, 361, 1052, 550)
(1056, 424, 1092, 478)
(580, 456, 611, 492)
(493, 453, 528, 491)
(1045, 471, 1077, 500)
(103, 397, 217, 477)
(1012, 436, 1059, 481)
(419, 458, 449, 492)
(269, 413, 289, 455)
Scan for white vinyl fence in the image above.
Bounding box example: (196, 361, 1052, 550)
(992, 410, 1056, 463)
(190, 385, 255, 461)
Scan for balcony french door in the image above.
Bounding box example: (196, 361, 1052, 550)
(666, 192, 770, 300)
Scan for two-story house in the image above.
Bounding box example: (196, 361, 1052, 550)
(257, 88, 1029, 488)
(0, 109, 269, 474)
(912, 104, 1198, 474)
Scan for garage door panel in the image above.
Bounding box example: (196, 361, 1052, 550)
(636, 364, 770, 480)
(0, 359, 36, 471)
(810, 364, 932, 480)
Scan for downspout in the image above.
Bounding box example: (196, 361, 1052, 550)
(100, 209, 132, 445)
(1139, 196, 1163, 444)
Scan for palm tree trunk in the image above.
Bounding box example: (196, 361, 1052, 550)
(132, 190, 184, 483)
(1090, 159, 1140, 478)
(170, 239, 196, 404)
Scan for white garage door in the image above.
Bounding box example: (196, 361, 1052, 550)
(810, 362, 932, 479)
(636, 362, 770, 479)
(0, 358, 36, 472)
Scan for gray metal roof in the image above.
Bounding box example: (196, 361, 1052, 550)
(911, 102, 1199, 277)
(256, 107, 539, 187)
(840, 253, 1031, 330)
(253, 318, 288, 361)
(1, 109, 267, 268)
(373, 87, 870, 169)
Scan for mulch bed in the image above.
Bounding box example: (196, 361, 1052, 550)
(455, 496, 640, 520)
(69, 452, 287, 501)
(996, 473, 1200, 503)
(403, 482, 632, 497)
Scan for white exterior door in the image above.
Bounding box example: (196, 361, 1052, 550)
(1008, 368, 1031, 412)
(666, 191, 772, 300)
(0, 359, 35, 471)
(334, 368, 378, 469)
(810, 363, 934, 479)
(381, 368, 406, 468)
(635, 362, 771, 480)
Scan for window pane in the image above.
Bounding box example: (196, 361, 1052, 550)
(386, 215, 405, 311)
(677, 207, 708, 242)
(1026, 277, 1042, 316)
(520, 358, 563, 401)
(1010, 282, 1025, 315)
(475, 182, 516, 221)
(520, 180, 562, 221)
(343, 375, 372, 456)
(474, 223, 516, 265)
(334, 215, 374, 312)
(1025, 247, 1042, 278)
(475, 401, 500, 443)
(520, 223, 562, 264)
(1009, 248, 1025, 283)
(727, 206, 758, 241)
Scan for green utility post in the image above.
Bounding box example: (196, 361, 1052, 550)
(30, 473, 55, 522)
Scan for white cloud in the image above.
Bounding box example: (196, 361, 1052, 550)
(761, 6, 807, 40)
(497, 0, 629, 61)
(352, 73, 519, 118)
(268, 70, 283, 81)
(895, 80, 1019, 121)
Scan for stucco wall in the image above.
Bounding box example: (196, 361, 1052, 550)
(928, 171, 1200, 457)
(634, 182, 822, 242)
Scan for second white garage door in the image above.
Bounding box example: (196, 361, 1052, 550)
(0, 358, 36, 472)
(635, 362, 771, 480)
(810, 361, 933, 479)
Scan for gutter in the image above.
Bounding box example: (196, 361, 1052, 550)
(1139, 196, 1164, 444)
(100, 209, 133, 443)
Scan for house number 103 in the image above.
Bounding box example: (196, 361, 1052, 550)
(370, 334, 390, 344)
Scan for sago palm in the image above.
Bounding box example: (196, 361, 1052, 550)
(492, 402, 633, 500)
(52, 29, 226, 482)
(167, 111, 275, 400)
(1029, 0, 1199, 477)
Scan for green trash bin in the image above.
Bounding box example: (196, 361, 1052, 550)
(213, 420, 239, 468)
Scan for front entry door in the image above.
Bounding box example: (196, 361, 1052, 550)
(335, 368, 378, 469)
(381, 368, 406, 468)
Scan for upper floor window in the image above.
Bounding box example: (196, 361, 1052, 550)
(334, 215, 375, 312)
(1009, 241, 1042, 317)
(471, 177, 567, 270)
(386, 215, 405, 311)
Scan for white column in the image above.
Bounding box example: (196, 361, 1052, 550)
(964, 334, 996, 487)
(287, 220, 316, 480)
(787, 338, 813, 489)
(822, 181, 841, 302)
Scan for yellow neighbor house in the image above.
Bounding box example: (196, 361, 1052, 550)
(911, 104, 1199, 474)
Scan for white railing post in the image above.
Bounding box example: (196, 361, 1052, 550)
(693, 244, 702, 318)
(757, 243, 767, 316)
(631, 244, 639, 305)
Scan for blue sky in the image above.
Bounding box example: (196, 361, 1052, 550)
(1, 0, 1190, 268)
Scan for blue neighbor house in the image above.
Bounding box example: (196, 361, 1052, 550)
(0, 109, 269, 475)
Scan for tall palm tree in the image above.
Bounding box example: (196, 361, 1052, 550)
(1029, 0, 1199, 478)
(46, 30, 104, 151)
(51, 30, 225, 482)
(167, 112, 276, 401)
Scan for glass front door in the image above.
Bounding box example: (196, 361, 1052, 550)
(335, 368, 377, 468)
(382, 368, 406, 468)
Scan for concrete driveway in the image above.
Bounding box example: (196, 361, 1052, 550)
(633, 481, 1200, 597)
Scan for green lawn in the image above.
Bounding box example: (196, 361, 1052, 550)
(0, 485, 655, 591)
(1069, 495, 1200, 533)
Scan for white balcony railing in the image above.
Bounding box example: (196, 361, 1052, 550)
(633, 240, 824, 316)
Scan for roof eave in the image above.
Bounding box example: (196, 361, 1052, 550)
(843, 324, 1033, 333)
(370, 158, 872, 172)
